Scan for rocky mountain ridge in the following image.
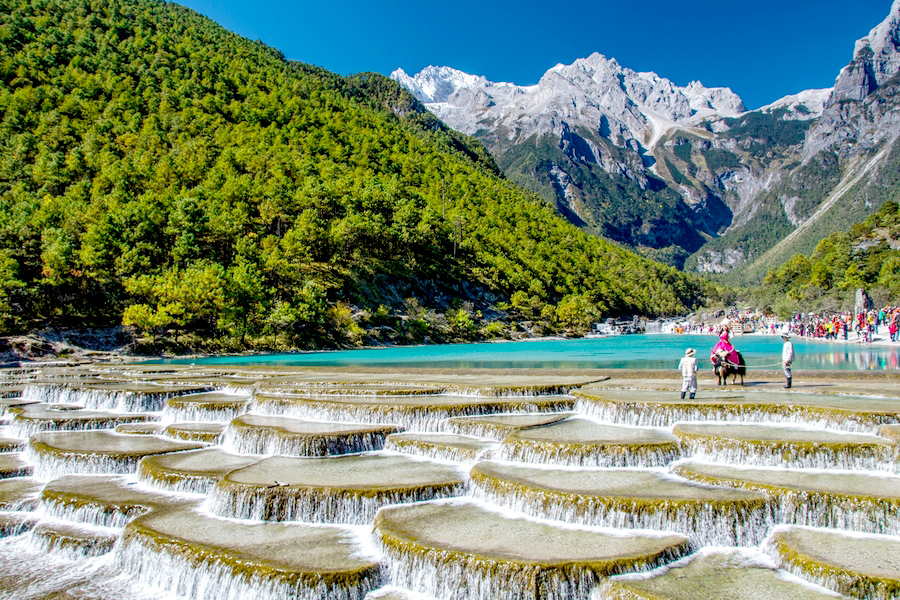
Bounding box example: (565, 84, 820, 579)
(392, 54, 745, 151)
(392, 0, 900, 277)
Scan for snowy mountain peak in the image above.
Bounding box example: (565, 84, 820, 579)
(759, 88, 832, 119)
(391, 54, 746, 156)
(390, 66, 498, 104)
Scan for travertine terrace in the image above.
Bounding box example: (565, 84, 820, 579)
(1, 362, 900, 598)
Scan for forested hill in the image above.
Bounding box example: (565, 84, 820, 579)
(757, 201, 900, 318)
(0, 0, 707, 351)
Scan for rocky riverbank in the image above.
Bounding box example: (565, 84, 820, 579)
(0, 328, 138, 367)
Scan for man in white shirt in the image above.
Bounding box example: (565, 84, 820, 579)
(678, 348, 698, 399)
(782, 333, 794, 389)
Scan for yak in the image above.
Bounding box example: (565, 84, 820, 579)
(712, 350, 746, 386)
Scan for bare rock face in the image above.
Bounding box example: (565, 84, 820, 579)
(807, 0, 900, 160)
(832, 0, 900, 104)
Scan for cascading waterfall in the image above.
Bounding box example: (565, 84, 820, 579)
(160, 392, 252, 424)
(770, 492, 900, 535)
(470, 482, 775, 547)
(28, 448, 143, 480)
(762, 525, 900, 600)
(117, 534, 380, 600)
(8, 409, 152, 438)
(0, 452, 33, 479)
(252, 393, 576, 433)
(8, 363, 900, 599)
(497, 441, 681, 468)
(679, 437, 898, 472)
(136, 448, 262, 496)
(644, 321, 662, 334)
(161, 405, 246, 424)
(373, 499, 693, 600)
(20, 384, 213, 412)
(0, 512, 39, 537)
(221, 421, 396, 457)
(574, 394, 900, 433)
(39, 500, 149, 529)
(374, 543, 606, 600)
(209, 481, 468, 525)
(0, 535, 169, 599)
(384, 433, 498, 464)
(29, 519, 121, 559)
(118, 508, 383, 600)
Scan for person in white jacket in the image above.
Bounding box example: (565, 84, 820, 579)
(678, 348, 698, 399)
(782, 333, 795, 389)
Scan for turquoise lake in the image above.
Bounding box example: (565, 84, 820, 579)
(159, 334, 900, 371)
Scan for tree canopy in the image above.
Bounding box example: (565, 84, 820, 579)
(757, 201, 900, 316)
(0, 0, 708, 350)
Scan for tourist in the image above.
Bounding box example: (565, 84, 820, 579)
(782, 333, 794, 389)
(678, 348, 698, 399)
(711, 322, 739, 367)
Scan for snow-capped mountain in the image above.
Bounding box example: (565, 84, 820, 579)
(392, 53, 745, 159)
(391, 0, 900, 275)
(757, 88, 832, 120)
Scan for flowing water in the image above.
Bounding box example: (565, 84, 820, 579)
(0, 361, 896, 599)
(153, 334, 900, 371)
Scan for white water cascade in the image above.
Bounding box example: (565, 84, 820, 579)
(2, 363, 900, 599)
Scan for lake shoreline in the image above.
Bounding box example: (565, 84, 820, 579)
(6, 327, 900, 373)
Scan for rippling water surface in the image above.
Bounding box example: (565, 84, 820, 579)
(158, 334, 900, 371)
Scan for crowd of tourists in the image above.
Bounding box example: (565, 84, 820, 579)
(673, 306, 900, 344)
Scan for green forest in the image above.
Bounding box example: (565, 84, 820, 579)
(0, 0, 709, 352)
(756, 201, 900, 317)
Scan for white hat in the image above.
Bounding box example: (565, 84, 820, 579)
(781, 333, 791, 339)
(685, 348, 696, 356)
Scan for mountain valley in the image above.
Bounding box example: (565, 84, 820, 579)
(392, 1, 900, 277)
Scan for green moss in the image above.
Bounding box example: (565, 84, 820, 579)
(138, 448, 260, 493)
(601, 549, 841, 599)
(123, 507, 380, 589)
(0, 453, 32, 479)
(374, 499, 691, 577)
(770, 526, 900, 599)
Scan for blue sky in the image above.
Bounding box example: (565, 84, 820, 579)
(177, 0, 893, 109)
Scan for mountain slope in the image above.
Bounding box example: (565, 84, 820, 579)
(0, 0, 706, 348)
(392, 2, 900, 276)
(756, 199, 900, 315)
(391, 55, 818, 267)
(710, 0, 900, 282)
